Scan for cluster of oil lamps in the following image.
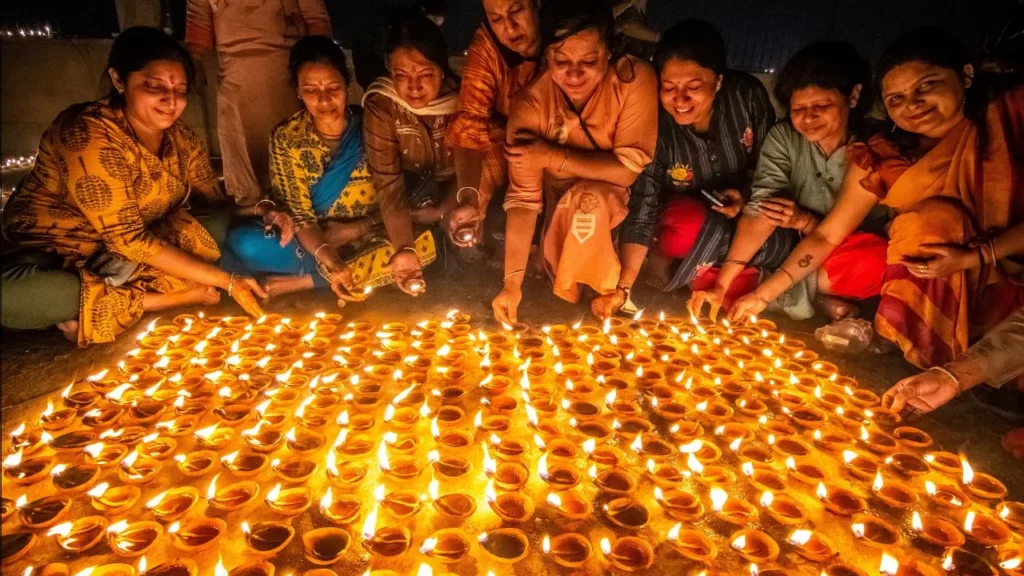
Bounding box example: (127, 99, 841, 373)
(1, 309, 1021, 576)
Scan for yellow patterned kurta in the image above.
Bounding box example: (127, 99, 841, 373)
(2, 99, 224, 346)
(269, 108, 435, 288)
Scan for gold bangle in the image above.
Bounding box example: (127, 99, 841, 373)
(227, 272, 236, 297)
(313, 242, 332, 263)
(457, 187, 480, 205)
(503, 269, 525, 282)
(558, 148, 569, 172)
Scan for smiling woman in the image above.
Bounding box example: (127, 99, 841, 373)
(1, 27, 266, 346)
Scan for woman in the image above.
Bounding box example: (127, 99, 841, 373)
(362, 13, 460, 295)
(445, 0, 541, 247)
(627, 20, 781, 300)
(1, 27, 265, 346)
(689, 41, 891, 321)
(731, 28, 1024, 373)
(227, 36, 433, 303)
(185, 0, 332, 205)
(491, 0, 658, 323)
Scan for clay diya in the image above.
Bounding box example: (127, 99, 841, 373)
(378, 488, 424, 520)
(585, 442, 626, 469)
(924, 451, 962, 475)
(146, 487, 200, 522)
(962, 510, 1011, 546)
(825, 564, 869, 576)
(759, 490, 808, 525)
(486, 481, 534, 523)
(602, 497, 650, 530)
(996, 501, 1024, 530)
(537, 453, 581, 490)
(39, 400, 77, 431)
(19, 494, 72, 528)
(319, 488, 360, 525)
(601, 537, 654, 572)
(175, 450, 218, 477)
(961, 461, 1008, 500)
(47, 516, 108, 553)
(168, 517, 225, 552)
(871, 472, 919, 509)
(666, 523, 716, 562)
(88, 482, 141, 514)
(325, 455, 367, 490)
(655, 488, 705, 522)
(220, 450, 269, 477)
(431, 491, 477, 522)
(264, 483, 313, 516)
(708, 487, 758, 524)
(850, 514, 902, 548)
(542, 533, 592, 568)
(646, 461, 687, 489)
(893, 426, 933, 449)
(420, 529, 472, 564)
(206, 474, 260, 511)
(107, 520, 163, 557)
(545, 491, 592, 521)
(226, 561, 271, 576)
(817, 483, 866, 516)
(943, 548, 999, 576)
(911, 511, 965, 547)
(594, 467, 637, 496)
(787, 529, 837, 562)
(361, 506, 411, 558)
(243, 521, 295, 556)
(842, 450, 881, 481)
(271, 456, 318, 483)
(1, 532, 36, 564)
(997, 549, 1024, 576)
(118, 452, 162, 484)
(923, 480, 971, 511)
(302, 527, 351, 565)
(886, 452, 929, 477)
(3, 450, 53, 484)
(813, 428, 855, 452)
(478, 529, 529, 564)
(730, 530, 779, 564)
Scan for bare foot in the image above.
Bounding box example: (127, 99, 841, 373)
(261, 274, 314, 300)
(1003, 428, 1024, 461)
(56, 320, 78, 342)
(143, 285, 220, 312)
(324, 220, 370, 247)
(644, 253, 671, 289)
(814, 294, 859, 322)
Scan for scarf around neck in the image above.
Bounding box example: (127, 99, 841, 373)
(361, 77, 459, 117)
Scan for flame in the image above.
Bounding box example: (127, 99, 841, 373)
(319, 486, 333, 511)
(600, 537, 611, 555)
(679, 439, 702, 453)
(960, 455, 974, 485)
(87, 369, 109, 382)
(87, 482, 110, 498)
(138, 556, 147, 575)
(852, 523, 865, 538)
(964, 510, 976, 533)
(879, 552, 900, 576)
(362, 501, 379, 539)
(731, 534, 747, 550)
(749, 563, 759, 576)
(687, 453, 704, 475)
(630, 434, 643, 453)
(482, 443, 496, 476)
(214, 557, 228, 576)
(46, 521, 73, 538)
(378, 440, 391, 471)
(265, 483, 282, 504)
(107, 519, 129, 534)
(709, 487, 728, 512)
(538, 453, 549, 480)
(583, 439, 596, 454)
(842, 450, 858, 464)
(873, 472, 884, 492)
(729, 437, 743, 452)
(1000, 556, 1022, 570)
(760, 491, 774, 508)
(146, 490, 168, 509)
(788, 529, 812, 546)
(485, 479, 497, 503)
(546, 493, 562, 509)
(15, 494, 27, 509)
(816, 483, 828, 499)
(785, 457, 797, 471)
(221, 451, 239, 466)
(3, 449, 24, 469)
(194, 423, 219, 440)
(121, 450, 139, 470)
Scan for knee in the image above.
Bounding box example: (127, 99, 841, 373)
(657, 197, 710, 258)
(226, 225, 267, 265)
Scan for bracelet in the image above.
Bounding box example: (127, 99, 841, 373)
(227, 272, 236, 296)
(778, 268, 796, 288)
(723, 259, 749, 267)
(985, 239, 997, 266)
(558, 148, 569, 172)
(255, 198, 276, 214)
(313, 243, 332, 263)
(398, 246, 417, 255)
(456, 187, 480, 205)
(503, 269, 525, 282)
(929, 365, 963, 396)
(976, 245, 987, 268)
(316, 262, 334, 283)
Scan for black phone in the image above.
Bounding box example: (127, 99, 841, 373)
(700, 189, 726, 207)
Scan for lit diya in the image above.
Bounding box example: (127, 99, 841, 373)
(593, 467, 638, 496)
(600, 536, 654, 572)
(3, 449, 53, 484)
(729, 530, 779, 563)
(654, 487, 704, 521)
(145, 487, 200, 522)
(879, 553, 941, 576)
(871, 472, 918, 509)
(942, 548, 999, 576)
(117, 451, 162, 484)
(667, 523, 716, 562)
(242, 521, 295, 556)
(478, 529, 529, 564)
(47, 516, 108, 552)
(1, 532, 36, 564)
(271, 456, 318, 483)
(38, 398, 77, 431)
(603, 497, 650, 530)
(545, 491, 592, 521)
(107, 519, 163, 557)
(325, 452, 368, 490)
(88, 482, 141, 514)
(851, 514, 902, 548)
(962, 510, 1011, 546)
(542, 533, 591, 568)
(886, 452, 929, 477)
(995, 501, 1024, 530)
(174, 450, 217, 477)
(758, 490, 808, 525)
(537, 453, 581, 490)
(264, 483, 313, 516)
(960, 457, 1008, 500)
(361, 500, 411, 557)
(841, 450, 881, 481)
(220, 450, 269, 477)
(817, 483, 866, 516)
(430, 481, 477, 522)
(786, 529, 837, 562)
(302, 527, 351, 565)
(420, 529, 472, 564)
(206, 473, 259, 511)
(708, 487, 757, 525)
(911, 511, 964, 547)
(486, 480, 534, 523)
(19, 494, 72, 528)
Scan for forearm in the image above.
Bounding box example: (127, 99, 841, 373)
(949, 307, 1024, 389)
(617, 243, 648, 288)
(378, 183, 416, 249)
(757, 230, 839, 301)
(993, 222, 1024, 260)
(718, 214, 778, 290)
(145, 244, 230, 289)
(556, 147, 638, 188)
(503, 208, 538, 285)
(454, 147, 487, 208)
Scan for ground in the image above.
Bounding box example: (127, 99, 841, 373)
(1, 257, 1021, 498)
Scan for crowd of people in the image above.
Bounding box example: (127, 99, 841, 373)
(0, 0, 1021, 453)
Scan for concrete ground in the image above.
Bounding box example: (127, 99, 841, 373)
(2, 256, 1022, 498)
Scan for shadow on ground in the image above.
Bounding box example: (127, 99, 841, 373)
(2, 257, 1021, 496)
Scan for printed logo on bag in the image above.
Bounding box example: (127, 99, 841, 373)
(572, 213, 596, 244)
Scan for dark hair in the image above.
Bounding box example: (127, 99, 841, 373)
(775, 41, 874, 129)
(386, 12, 454, 78)
(105, 26, 196, 105)
(540, 0, 614, 56)
(417, 0, 448, 19)
(655, 20, 726, 76)
(875, 27, 994, 152)
(289, 35, 350, 88)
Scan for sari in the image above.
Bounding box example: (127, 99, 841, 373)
(849, 84, 1024, 368)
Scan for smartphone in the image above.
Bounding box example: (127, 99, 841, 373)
(700, 189, 726, 207)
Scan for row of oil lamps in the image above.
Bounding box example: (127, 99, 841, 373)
(1, 310, 1022, 576)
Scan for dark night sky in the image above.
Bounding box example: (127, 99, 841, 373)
(3, 0, 1018, 72)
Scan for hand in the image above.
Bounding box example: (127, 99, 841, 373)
(324, 219, 371, 247)
(902, 243, 978, 279)
(688, 285, 727, 321)
(389, 249, 425, 296)
(492, 285, 523, 324)
(324, 263, 368, 306)
(411, 205, 444, 225)
(882, 369, 960, 418)
(711, 188, 745, 219)
(448, 202, 484, 248)
(727, 289, 769, 322)
(262, 209, 296, 247)
(756, 197, 814, 230)
(228, 275, 268, 317)
(505, 137, 558, 172)
(591, 289, 627, 321)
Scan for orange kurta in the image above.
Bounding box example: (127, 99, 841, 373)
(2, 100, 225, 346)
(848, 84, 1024, 368)
(446, 25, 538, 205)
(504, 56, 658, 302)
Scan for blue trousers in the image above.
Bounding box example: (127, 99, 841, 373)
(225, 221, 330, 288)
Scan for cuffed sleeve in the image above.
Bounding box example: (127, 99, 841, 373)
(502, 96, 545, 213)
(269, 125, 318, 229)
(611, 59, 659, 174)
(954, 307, 1024, 388)
(744, 122, 794, 216)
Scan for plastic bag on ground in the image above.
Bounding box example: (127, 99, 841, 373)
(814, 318, 874, 352)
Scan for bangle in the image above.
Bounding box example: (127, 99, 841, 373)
(558, 148, 569, 172)
(398, 246, 417, 255)
(723, 259, 749, 267)
(313, 242, 332, 263)
(503, 269, 525, 282)
(985, 239, 997, 266)
(255, 198, 275, 214)
(457, 187, 480, 205)
(929, 365, 963, 396)
(778, 268, 796, 288)
(227, 272, 236, 296)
